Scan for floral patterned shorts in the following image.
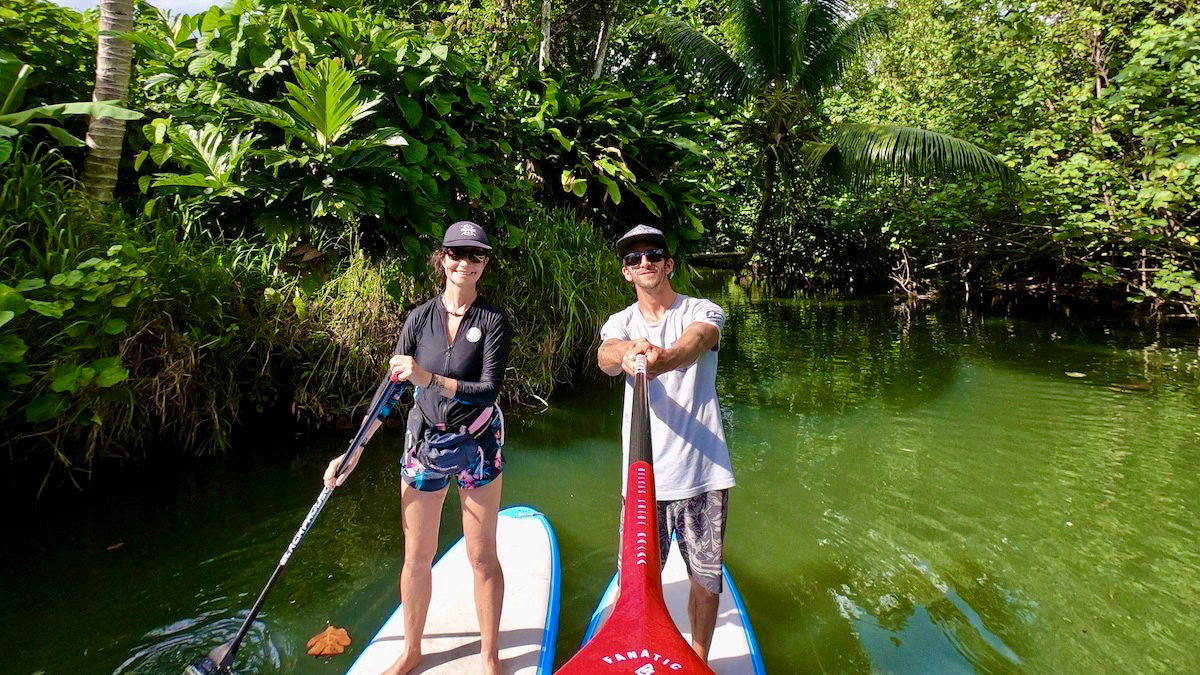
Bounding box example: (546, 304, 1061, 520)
(401, 408, 505, 492)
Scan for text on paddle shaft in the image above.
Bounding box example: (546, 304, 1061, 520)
(634, 466, 651, 565)
(280, 488, 330, 565)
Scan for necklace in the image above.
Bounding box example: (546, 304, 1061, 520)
(443, 297, 470, 317)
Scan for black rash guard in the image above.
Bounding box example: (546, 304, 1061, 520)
(369, 295, 510, 442)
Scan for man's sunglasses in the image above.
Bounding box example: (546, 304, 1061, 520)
(443, 247, 489, 263)
(622, 248, 667, 267)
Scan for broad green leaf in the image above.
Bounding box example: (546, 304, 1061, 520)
(51, 365, 82, 393)
(15, 278, 45, 292)
(0, 334, 26, 362)
(103, 317, 128, 335)
(395, 95, 423, 126)
(27, 299, 72, 318)
(666, 137, 705, 157)
(196, 80, 227, 105)
(428, 93, 453, 117)
(0, 284, 26, 313)
(25, 392, 67, 423)
(7, 371, 32, 386)
(150, 142, 172, 165)
(29, 123, 84, 147)
(0, 101, 142, 128)
(463, 173, 482, 199)
(598, 175, 622, 204)
(485, 185, 507, 209)
(401, 234, 422, 258)
(152, 173, 214, 189)
(636, 191, 662, 217)
(0, 309, 11, 326)
(547, 127, 573, 150)
(1, 53, 32, 116)
(466, 82, 489, 106)
(506, 223, 525, 248)
(91, 356, 129, 387)
(400, 136, 428, 163)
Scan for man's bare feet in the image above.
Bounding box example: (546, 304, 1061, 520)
(482, 652, 503, 675)
(380, 648, 421, 675)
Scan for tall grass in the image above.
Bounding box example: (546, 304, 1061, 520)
(494, 207, 628, 402)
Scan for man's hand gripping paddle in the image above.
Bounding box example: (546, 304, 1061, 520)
(556, 355, 713, 674)
(184, 380, 407, 675)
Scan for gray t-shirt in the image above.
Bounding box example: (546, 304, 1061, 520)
(600, 294, 736, 501)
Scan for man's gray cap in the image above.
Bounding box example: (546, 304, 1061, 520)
(616, 224, 669, 257)
(442, 220, 492, 249)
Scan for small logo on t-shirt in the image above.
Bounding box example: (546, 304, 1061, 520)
(705, 309, 722, 322)
(466, 326, 482, 343)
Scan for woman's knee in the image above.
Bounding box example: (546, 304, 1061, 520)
(403, 538, 440, 567)
(465, 546, 501, 576)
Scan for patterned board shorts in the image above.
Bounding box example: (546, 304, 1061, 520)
(622, 489, 730, 595)
(401, 408, 505, 492)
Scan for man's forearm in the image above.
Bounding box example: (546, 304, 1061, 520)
(598, 339, 629, 376)
(655, 323, 718, 374)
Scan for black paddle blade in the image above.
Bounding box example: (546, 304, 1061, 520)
(183, 642, 232, 674)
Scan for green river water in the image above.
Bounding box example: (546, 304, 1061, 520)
(5, 277, 1200, 674)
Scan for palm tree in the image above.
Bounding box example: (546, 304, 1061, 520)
(643, 0, 1017, 264)
(82, 0, 136, 203)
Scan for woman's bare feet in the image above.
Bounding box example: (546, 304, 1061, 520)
(380, 648, 422, 675)
(482, 652, 503, 675)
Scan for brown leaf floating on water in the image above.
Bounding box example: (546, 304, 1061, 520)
(306, 625, 351, 657)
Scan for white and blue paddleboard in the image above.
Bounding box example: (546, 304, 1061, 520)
(347, 505, 560, 674)
(582, 539, 766, 675)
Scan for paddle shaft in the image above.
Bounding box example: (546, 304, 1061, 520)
(556, 356, 713, 673)
(211, 380, 407, 672)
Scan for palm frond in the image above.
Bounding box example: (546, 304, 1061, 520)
(791, 0, 851, 80)
(728, 0, 803, 87)
(638, 14, 752, 102)
(803, 7, 892, 98)
(825, 124, 1020, 189)
(796, 140, 836, 173)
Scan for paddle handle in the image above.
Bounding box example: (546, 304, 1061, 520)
(630, 354, 651, 465)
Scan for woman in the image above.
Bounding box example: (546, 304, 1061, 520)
(324, 220, 511, 675)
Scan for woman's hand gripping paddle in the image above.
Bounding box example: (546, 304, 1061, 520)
(556, 355, 713, 674)
(184, 380, 407, 675)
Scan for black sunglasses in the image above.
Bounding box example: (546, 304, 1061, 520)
(443, 247, 490, 263)
(622, 248, 667, 267)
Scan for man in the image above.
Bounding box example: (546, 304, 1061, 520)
(597, 224, 736, 662)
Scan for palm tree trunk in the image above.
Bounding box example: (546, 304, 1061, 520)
(538, 0, 552, 72)
(82, 0, 136, 203)
(739, 150, 777, 268)
(591, 1, 619, 80)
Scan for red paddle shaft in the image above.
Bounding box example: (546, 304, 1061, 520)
(556, 356, 713, 674)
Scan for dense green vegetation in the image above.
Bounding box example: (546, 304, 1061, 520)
(0, 0, 1195, 486)
(817, 0, 1199, 303)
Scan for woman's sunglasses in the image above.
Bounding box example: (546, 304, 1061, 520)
(443, 247, 490, 263)
(622, 248, 667, 267)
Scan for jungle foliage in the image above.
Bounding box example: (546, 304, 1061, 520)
(820, 0, 1199, 308)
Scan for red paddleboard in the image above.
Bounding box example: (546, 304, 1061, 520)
(556, 356, 713, 674)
